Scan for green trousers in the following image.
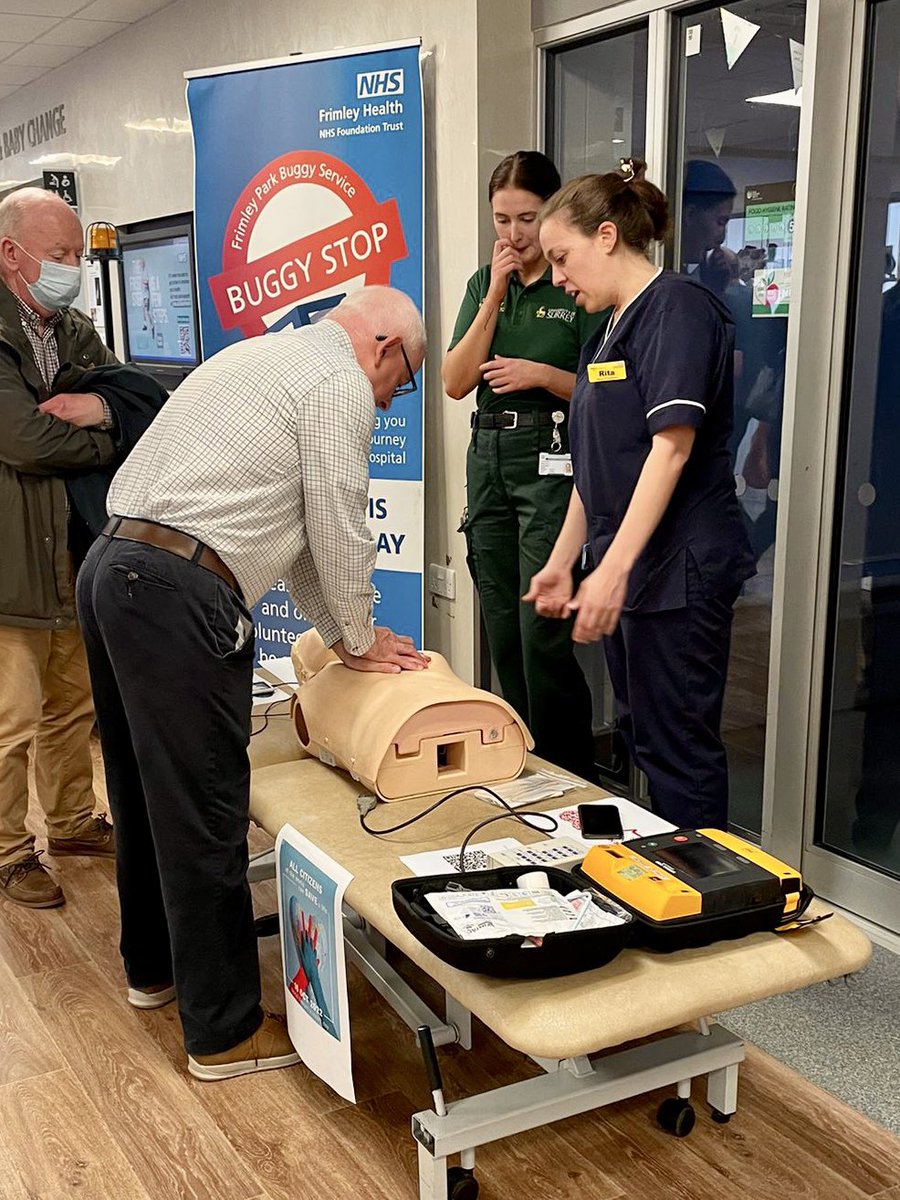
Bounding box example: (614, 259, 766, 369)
(462, 424, 596, 781)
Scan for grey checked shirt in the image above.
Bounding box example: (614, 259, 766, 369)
(108, 319, 377, 654)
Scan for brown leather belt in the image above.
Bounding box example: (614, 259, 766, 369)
(102, 517, 240, 595)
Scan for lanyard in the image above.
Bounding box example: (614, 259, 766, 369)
(587, 267, 663, 367)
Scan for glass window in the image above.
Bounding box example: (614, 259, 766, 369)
(671, 0, 807, 835)
(544, 24, 649, 794)
(546, 24, 648, 181)
(818, 0, 900, 880)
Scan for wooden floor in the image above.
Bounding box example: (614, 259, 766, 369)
(2, 766, 899, 1200)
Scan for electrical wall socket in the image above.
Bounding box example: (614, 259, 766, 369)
(428, 563, 457, 600)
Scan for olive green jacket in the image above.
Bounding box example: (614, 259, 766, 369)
(0, 282, 117, 628)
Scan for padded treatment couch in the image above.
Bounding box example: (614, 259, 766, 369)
(246, 741, 872, 1200)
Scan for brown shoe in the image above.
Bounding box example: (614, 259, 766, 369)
(0, 852, 65, 908)
(187, 1013, 301, 1081)
(47, 814, 115, 858)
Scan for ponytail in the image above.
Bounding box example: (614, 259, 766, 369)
(540, 158, 669, 252)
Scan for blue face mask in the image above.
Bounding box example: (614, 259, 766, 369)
(15, 243, 82, 310)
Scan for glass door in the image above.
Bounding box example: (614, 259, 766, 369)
(670, 0, 807, 835)
(543, 21, 652, 795)
(545, 22, 649, 178)
(815, 0, 900, 923)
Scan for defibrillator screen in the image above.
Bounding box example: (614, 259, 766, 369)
(654, 843, 742, 878)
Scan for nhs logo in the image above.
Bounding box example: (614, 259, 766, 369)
(356, 69, 404, 98)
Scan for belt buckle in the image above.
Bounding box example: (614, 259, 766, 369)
(501, 410, 518, 430)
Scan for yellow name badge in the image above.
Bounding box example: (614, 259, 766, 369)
(588, 359, 627, 383)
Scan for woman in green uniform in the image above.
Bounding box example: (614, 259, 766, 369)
(443, 151, 602, 780)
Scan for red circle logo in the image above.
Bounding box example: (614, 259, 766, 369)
(209, 150, 408, 338)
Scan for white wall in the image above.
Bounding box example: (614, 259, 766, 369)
(424, 0, 534, 681)
(0, 0, 535, 681)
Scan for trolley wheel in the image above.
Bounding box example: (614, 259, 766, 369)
(710, 1108, 733, 1124)
(656, 1097, 696, 1137)
(447, 1165, 479, 1200)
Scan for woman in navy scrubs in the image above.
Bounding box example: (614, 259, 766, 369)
(525, 160, 755, 829)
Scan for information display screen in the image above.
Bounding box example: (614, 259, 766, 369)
(121, 235, 199, 365)
(654, 843, 743, 879)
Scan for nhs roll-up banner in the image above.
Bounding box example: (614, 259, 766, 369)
(186, 40, 424, 661)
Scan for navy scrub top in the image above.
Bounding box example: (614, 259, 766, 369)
(571, 270, 756, 613)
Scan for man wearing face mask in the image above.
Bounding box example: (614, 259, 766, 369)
(0, 187, 117, 909)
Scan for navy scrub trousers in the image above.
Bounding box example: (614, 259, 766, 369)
(603, 563, 741, 830)
(76, 531, 262, 1057)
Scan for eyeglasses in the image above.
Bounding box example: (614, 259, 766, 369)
(376, 334, 418, 397)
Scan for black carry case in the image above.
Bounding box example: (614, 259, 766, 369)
(587, 883, 816, 953)
(391, 865, 633, 979)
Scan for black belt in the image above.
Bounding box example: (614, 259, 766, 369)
(471, 410, 557, 430)
(102, 517, 240, 595)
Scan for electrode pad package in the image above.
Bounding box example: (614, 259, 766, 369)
(290, 630, 534, 801)
(392, 866, 633, 978)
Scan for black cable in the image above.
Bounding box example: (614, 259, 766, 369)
(249, 696, 293, 738)
(360, 784, 558, 871)
(456, 810, 557, 873)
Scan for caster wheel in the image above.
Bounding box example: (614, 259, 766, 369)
(711, 1108, 732, 1124)
(447, 1165, 479, 1200)
(656, 1097, 696, 1137)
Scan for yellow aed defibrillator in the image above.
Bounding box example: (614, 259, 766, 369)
(577, 829, 812, 951)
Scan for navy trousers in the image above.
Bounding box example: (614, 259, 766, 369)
(603, 566, 740, 830)
(76, 534, 261, 1056)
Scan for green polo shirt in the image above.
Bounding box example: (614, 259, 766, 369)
(448, 265, 605, 414)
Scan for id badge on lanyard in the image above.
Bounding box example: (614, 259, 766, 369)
(538, 409, 572, 475)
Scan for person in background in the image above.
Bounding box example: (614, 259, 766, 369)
(0, 188, 117, 910)
(443, 151, 603, 782)
(77, 285, 427, 1081)
(525, 160, 756, 830)
(681, 158, 737, 273)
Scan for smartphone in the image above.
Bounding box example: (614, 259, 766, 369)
(577, 803, 624, 841)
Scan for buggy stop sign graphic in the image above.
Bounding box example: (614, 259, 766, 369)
(209, 149, 408, 337)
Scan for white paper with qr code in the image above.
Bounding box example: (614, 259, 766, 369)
(399, 839, 521, 877)
(425, 888, 626, 940)
(471, 769, 588, 809)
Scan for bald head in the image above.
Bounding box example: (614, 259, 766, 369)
(328, 286, 426, 411)
(330, 286, 425, 359)
(0, 187, 82, 245)
(0, 187, 84, 315)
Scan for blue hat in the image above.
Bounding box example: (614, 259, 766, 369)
(684, 159, 736, 199)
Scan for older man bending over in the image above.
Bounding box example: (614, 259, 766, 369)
(77, 285, 427, 1079)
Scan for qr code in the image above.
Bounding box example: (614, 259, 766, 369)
(178, 325, 191, 355)
(441, 850, 491, 872)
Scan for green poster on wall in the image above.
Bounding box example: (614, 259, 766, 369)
(744, 181, 795, 317)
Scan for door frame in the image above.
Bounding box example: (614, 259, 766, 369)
(534, 0, 899, 933)
(777, 0, 899, 932)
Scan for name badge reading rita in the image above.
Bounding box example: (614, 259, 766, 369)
(588, 360, 627, 383)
